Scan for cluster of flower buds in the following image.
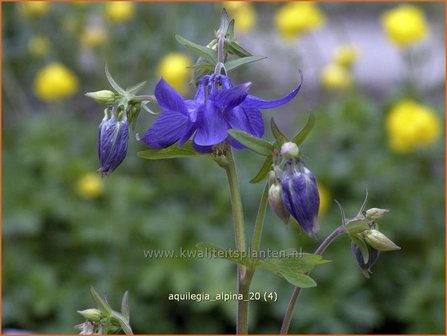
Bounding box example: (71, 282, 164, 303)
(268, 141, 320, 238)
(86, 67, 153, 176)
(339, 195, 400, 278)
(76, 287, 132, 335)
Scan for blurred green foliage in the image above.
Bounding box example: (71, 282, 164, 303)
(2, 2, 444, 334)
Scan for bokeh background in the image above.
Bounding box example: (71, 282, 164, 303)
(2, 1, 445, 334)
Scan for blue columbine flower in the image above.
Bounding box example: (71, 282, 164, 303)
(97, 107, 129, 176)
(280, 158, 320, 237)
(139, 73, 302, 152)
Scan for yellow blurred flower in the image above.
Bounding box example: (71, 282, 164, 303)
(318, 184, 331, 218)
(33, 63, 79, 102)
(81, 27, 107, 48)
(333, 45, 360, 69)
(76, 173, 104, 199)
(224, 2, 256, 33)
(275, 2, 324, 40)
(386, 100, 441, 153)
(19, 1, 50, 18)
(381, 4, 428, 48)
(157, 53, 192, 95)
(28, 35, 50, 57)
(321, 63, 352, 90)
(105, 2, 135, 23)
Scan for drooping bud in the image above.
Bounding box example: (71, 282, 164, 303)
(268, 180, 290, 224)
(280, 142, 299, 159)
(97, 107, 129, 177)
(85, 90, 119, 105)
(77, 309, 102, 322)
(363, 229, 401, 251)
(280, 158, 320, 237)
(344, 218, 370, 235)
(351, 242, 380, 278)
(365, 208, 389, 220)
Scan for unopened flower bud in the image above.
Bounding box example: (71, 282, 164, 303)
(363, 229, 401, 251)
(365, 208, 389, 220)
(351, 242, 380, 278)
(77, 309, 102, 322)
(85, 90, 119, 105)
(280, 142, 299, 159)
(281, 158, 320, 237)
(97, 108, 129, 177)
(268, 182, 290, 223)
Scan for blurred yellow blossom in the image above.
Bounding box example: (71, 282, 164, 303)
(81, 27, 107, 48)
(33, 63, 79, 102)
(28, 36, 50, 57)
(275, 2, 324, 40)
(76, 173, 104, 199)
(333, 45, 360, 69)
(321, 63, 352, 90)
(105, 2, 135, 23)
(381, 5, 428, 48)
(318, 184, 331, 218)
(19, 1, 50, 18)
(157, 53, 192, 95)
(386, 100, 441, 153)
(224, 2, 256, 33)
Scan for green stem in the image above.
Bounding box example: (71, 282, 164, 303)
(130, 95, 156, 103)
(251, 182, 269, 252)
(222, 149, 248, 334)
(280, 225, 346, 334)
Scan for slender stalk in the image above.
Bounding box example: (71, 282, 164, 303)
(130, 95, 156, 102)
(280, 225, 346, 334)
(222, 149, 248, 334)
(251, 182, 269, 252)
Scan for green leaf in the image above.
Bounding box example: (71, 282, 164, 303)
(111, 311, 133, 335)
(282, 273, 317, 288)
(250, 156, 272, 184)
(219, 8, 230, 35)
(126, 81, 147, 95)
(121, 291, 129, 321)
(225, 56, 267, 72)
(175, 34, 217, 65)
(227, 129, 273, 156)
(196, 242, 254, 268)
(137, 141, 211, 160)
(258, 254, 327, 288)
(226, 19, 235, 39)
(292, 113, 315, 145)
(90, 286, 112, 316)
(226, 41, 252, 57)
(270, 118, 289, 144)
(105, 65, 126, 95)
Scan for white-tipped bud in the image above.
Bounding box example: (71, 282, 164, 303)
(268, 182, 290, 224)
(280, 142, 299, 159)
(365, 208, 389, 220)
(77, 308, 102, 322)
(85, 90, 119, 105)
(363, 230, 401, 251)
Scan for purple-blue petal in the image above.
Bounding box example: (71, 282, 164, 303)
(212, 83, 251, 110)
(154, 78, 188, 115)
(226, 106, 264, 148)
(281, 161, 320, 237)
(243, 71, 303, 109)
(138, 109, 191, 148)
(192, 140, 213, 153)
(194, 101, 229, 146)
